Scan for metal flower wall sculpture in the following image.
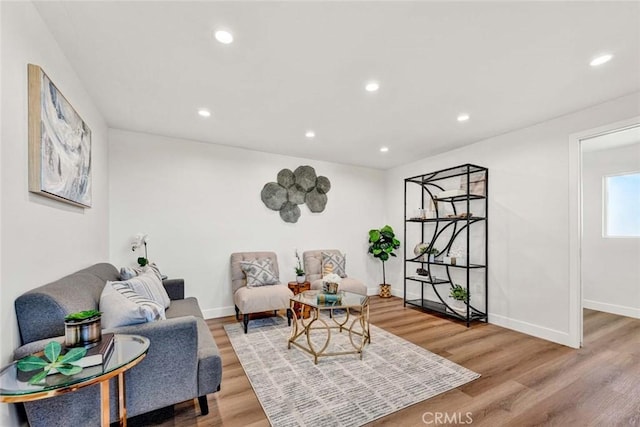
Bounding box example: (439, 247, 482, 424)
(261, 165, 331, 223)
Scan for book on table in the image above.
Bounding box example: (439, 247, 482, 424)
(317, 293, 343, 304)
(47, 332, 115, 375)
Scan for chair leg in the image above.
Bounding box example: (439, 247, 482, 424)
(274, 310, 278, 316)
(286, 308, 292, 326)
(243, 314, 249, 333)
(198, 395, 209, 416)
(235, 305, 240, 321)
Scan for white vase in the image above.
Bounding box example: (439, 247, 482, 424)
(448, 298, 467, 315)
(296, 275, 306, 284)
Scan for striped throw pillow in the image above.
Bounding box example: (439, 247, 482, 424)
(100, 281, 166, 329)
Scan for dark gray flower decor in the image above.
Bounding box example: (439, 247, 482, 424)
(261, 165, 331, 223)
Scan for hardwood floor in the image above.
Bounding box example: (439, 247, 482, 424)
(143, 297, 640, 426)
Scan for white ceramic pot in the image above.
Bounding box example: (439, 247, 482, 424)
(296, 275, 306, 284)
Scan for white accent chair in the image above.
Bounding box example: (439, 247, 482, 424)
(230, 251, 293, 333)
(303, 249, 368, 295)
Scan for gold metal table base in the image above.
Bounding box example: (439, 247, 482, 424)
(288, 301, 370, 364)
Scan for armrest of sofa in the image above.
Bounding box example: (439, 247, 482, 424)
(163, 278, 184, 300)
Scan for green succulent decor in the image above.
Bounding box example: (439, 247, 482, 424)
(64, 309, 101, 322)
(449, 284, 469, 302)
(17, 341, 87, 385)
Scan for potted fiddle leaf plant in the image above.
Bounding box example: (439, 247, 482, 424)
(368, 225, 401, 298)
(448, 284, 469, 315)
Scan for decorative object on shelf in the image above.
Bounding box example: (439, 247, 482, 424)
(368, 225, 401, 293)
(17, 341, 87, 385)
(460, 171, 486, 196)
(445, 247, 465, 266)
(416, 268, 430, 277)
(427, 247, 440, 262)
(322, 273, 342, 294)
(413, 242, 428, 257)
(294, 249, 306, 283)
(64, 310, 102, 347)
(260, 165, 332, 223)
(131, 233, 149, 266)
(448, 284, 469, 315)
(27, 64, 92, 208)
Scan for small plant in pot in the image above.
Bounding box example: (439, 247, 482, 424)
(448, 284, 469, 315)
(368, 225, 401, 298)
(64, 309, 102, 348)
(427, 247, 440, 263)
(294, 249, 306, 283)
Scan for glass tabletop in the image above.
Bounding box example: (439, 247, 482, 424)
(291, 290, 369, 309)
(0, 334, 149, 397)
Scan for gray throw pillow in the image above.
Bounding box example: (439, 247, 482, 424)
(321, 252, 347, 278)
(240, 258, 279, 287)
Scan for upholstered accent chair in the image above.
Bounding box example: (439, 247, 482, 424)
(230, 251, 293, 333)
(303, 249, 368, 295)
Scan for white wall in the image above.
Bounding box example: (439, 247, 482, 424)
(0, 2, 109, 424)
(385, 92, 640, 347)
(582, 141, 640, 318)
(108, 129, 385, 318)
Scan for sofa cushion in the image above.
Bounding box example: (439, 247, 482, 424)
(240, 258, 279, 287)
(166, 297, 203, 319)
(100, 282, 165, 328)
(233, 284, 293, 313)
(321, 251, 347, 278)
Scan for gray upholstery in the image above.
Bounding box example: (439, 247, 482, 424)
(230, 252, 293, 333)
(13, 263, 221, 426)
(303, 249, 368, 295)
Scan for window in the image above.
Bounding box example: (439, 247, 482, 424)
(604, 172, 640, 237)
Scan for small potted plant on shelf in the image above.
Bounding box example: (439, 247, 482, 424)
(64, 309, 102, 348)
(448, 284, 469, 315)
(294, 249, 305, 283)
(445, 246, 465, 266)
(427, 247, 440, 263)
(368, 225, 401, 298)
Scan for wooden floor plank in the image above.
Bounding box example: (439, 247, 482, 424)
(134, 298, 640, 426)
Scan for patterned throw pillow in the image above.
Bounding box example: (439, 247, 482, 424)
(322, 252, 347, 278)
(120, 263, 163, 281)
(240, 258, 279, 288)
(100, 281, 166, 329)
(123, 270, 171, 308)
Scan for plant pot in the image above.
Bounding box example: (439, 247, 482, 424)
(65, 315, 102, 348)
(379, 284, 392, 298)
(448, 299, 467, 316)
(296, 275, 306, 284)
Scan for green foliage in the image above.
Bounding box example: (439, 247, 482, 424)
(64, 309, 101, 322)
(137, 257, 149, 267)
(17, 341, 86, 385)
(449, 284, 469, 302)
(368, 225, 401, 284)
(428, 247, 440, 255)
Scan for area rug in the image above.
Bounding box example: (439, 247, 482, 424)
(224, 316, 479, 427)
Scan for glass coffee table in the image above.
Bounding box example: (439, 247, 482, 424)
(288, 291, 370, 364)
(0, 334, 150, 427)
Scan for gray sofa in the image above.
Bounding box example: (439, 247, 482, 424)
(13, 263, 221, 427)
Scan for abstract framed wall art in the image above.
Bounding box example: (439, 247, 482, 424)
(28, 64, 92, 207)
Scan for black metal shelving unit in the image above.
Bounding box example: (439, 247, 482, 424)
(403, 164, 488, 327)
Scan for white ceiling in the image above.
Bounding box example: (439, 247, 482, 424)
(33, 1, 640, 169)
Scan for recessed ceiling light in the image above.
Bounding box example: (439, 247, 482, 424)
(380, 146, 389, 153)
(305, 130, 315, 138)
(214, 30, 233, 44)
(457, 113, 470, 122)
(365, 81, 380, 92)
(590, 54, 613, 67)
(198, 109, 211, 118)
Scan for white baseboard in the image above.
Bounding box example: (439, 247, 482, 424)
(202, 306, 236, 320)
(489, 313, 575, 348)
(583, 299, 640, 319)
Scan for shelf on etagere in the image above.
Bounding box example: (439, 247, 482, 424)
(406, 216, 486, 223)
(406, 259, 486, 269)
(435, 194, 486, 202)
(405, 299, 487, 320)
(405, 276, 450, 285)
(405, 163, 487, 184)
